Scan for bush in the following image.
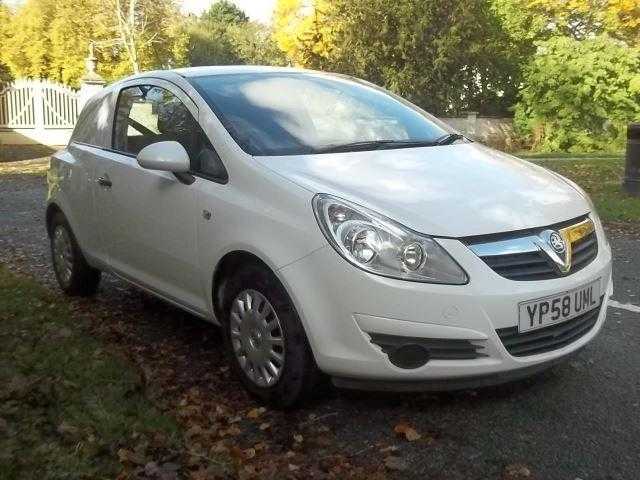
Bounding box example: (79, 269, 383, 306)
(515, 35, 640, 153)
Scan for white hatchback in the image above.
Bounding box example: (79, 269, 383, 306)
(47, 66, 613, 407)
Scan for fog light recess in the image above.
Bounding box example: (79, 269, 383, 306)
(387, 344, 431, 369)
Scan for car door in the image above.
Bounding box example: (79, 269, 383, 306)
(94, 79, 207, 314)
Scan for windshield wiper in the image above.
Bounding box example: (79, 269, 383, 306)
(314, 139, 440, 154)
(434, 133, 465, 145)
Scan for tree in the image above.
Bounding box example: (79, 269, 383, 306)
(273, 0, 334, 68)
(48, 0, 106, 85)
(0, 1, 13, 82)
(185, 1, 285, 67)
(492, 0, 640, 45)
(0, 0, 56, 80)
(227, 22, 288, 66)
(106, 0, 188, 76)
(200, 0, 248, 26)
(185, 1, 248, 67)
(185, 19, 240, 67)
(322, 0, 525, 115)
(0, 0, 188, 86)
(515, 35, 640, 152)
(603, 0, 640, 44)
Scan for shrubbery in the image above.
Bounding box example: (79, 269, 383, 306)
(515, 36, 640, 153)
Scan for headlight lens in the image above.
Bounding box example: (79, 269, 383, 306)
(312, 194, 468, 284)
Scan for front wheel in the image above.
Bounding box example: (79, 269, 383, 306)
(222, 264, 319, 408)
(49, 212, 101, 296)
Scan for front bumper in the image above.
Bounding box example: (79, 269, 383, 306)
(277, 227, 613, 386)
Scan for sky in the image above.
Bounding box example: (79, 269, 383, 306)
(181, 0, 277, 24)
(5, 0, 278, 24)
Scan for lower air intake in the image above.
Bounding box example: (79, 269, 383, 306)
(496, 299, 603, 357)
(369, 333, 487, 369)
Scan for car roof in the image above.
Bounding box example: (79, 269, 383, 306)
(173, 65, 312, 78)
(108, 66, 324, 90)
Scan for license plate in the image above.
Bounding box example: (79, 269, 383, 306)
(518, 279, 601, 333)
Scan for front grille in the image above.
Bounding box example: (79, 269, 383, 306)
(369, 333, 487, 360)
(496, 298, 603, 357)
(483, 251, 556, 281)
(466, 215, 599, 281)
(482, 231, 598, 281)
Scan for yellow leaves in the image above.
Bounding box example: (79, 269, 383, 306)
(509, 0, 640, 43)
(393, 422, 421, 441)
(246, 406, 266, 419)
(273, 0, 335, 67)
(630, 75, 640, 95)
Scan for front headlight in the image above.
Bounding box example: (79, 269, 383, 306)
(312, 194, 468, 284)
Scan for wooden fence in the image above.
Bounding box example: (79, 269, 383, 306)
(0, 79, 82, 145)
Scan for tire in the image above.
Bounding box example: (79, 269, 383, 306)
(49, 211, 101, 296)
(221, 264, 319, 408)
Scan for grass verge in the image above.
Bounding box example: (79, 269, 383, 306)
(0, 265, 181, 480)
(518, 152, 624, 160)
(529, 156, 640, 224)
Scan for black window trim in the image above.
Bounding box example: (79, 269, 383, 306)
(110, 80, 229, 185)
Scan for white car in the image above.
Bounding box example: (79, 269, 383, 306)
(47, 66, 613, 407)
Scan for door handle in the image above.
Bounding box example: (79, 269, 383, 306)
(96, 176, 112, 188)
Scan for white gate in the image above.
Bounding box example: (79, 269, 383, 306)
(0, 79, 82, 145)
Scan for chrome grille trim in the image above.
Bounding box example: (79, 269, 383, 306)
(465, 216, 598, 281)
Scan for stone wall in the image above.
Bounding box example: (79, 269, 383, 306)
(440, 113, 518, 151)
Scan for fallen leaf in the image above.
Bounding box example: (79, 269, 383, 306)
(503, 463, 532, 479)
(259, 422, 271, 431)
(210, 441, 228, 454)
(221, 424, 242, 437)
(293, 433, 304, 443)
(246, 407, 266, 419)
(394, 422, 421, 441)
(117, 448, 146, 465)
(379, 445, 399, 453)
(289, 464, 300, 471)
(384, 456, 408, 471)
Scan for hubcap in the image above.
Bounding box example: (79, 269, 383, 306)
(52, 226, 73, 286)
(230, 289, 285, 388)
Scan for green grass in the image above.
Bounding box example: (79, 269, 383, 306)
(0, 266, 180, 480)
(528, 156, 640, 223)
(518, 151, 624, 160)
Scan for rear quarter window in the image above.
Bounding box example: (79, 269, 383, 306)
(69, 92, 112, 147)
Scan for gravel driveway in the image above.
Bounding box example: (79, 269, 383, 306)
(1, 173, 639, 480)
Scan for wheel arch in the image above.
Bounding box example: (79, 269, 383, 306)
(45, 202, 64, 237)
(211, 250, 282, 322)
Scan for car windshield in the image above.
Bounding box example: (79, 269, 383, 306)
(189, 72, 454, 156)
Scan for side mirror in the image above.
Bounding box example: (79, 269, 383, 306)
(136, 141, 190, 173)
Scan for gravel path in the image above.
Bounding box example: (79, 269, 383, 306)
(1, 173, 639, 480)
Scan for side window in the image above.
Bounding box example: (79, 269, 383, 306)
(70, 92, 111, 147)
(112, 85, 227, 181)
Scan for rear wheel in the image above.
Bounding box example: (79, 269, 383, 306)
(49, 212, 101, 296)
(222, 264, 319, 408)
